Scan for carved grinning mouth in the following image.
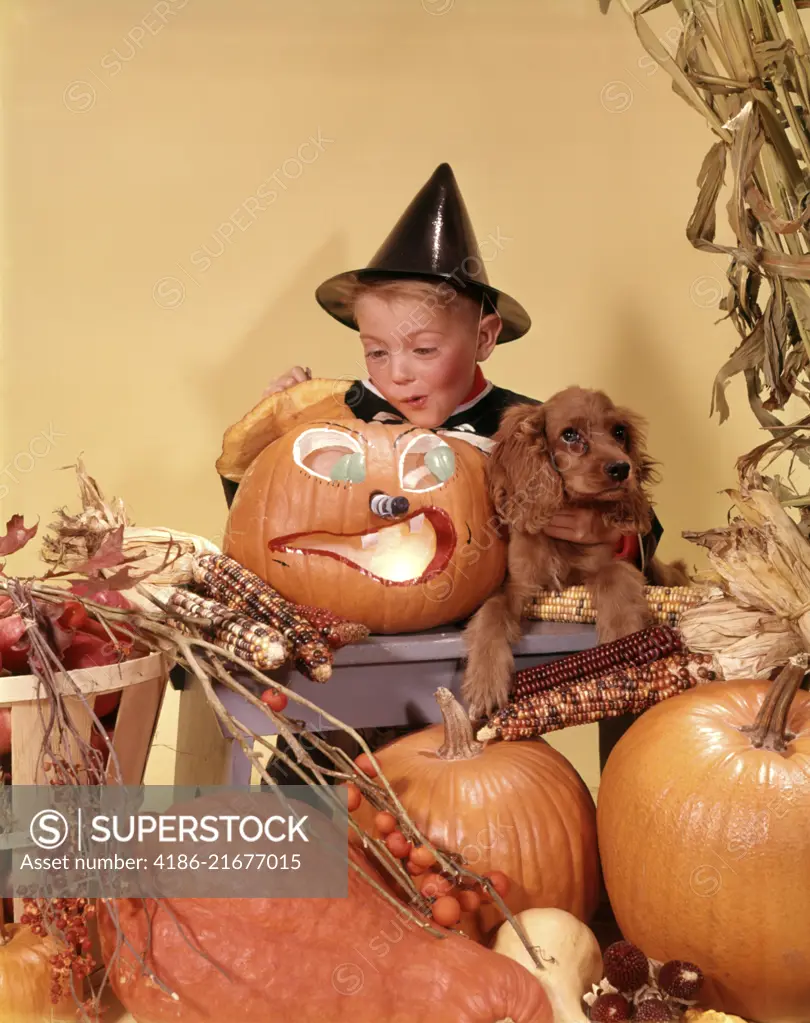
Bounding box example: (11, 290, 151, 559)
(268, 507, 456, 585)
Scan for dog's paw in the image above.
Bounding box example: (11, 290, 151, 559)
(461, 654, 514, 721)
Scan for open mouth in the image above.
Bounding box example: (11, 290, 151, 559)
(268, 507, 456, 584)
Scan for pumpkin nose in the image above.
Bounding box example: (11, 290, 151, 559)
(370, 492, 410, 519)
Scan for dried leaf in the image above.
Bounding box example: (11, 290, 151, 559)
(711, 317, 766, 422)
(70, 566, 145, 595)
(0, 515, 39, 557)
(69, 525, 127, 576)
(763, 279, 788, 401)
(687, 142, 727, 249)
(744, 181, 810, 233)
(725, 101, 762, 251)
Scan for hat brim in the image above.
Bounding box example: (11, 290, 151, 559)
(315, 270, 531, 344)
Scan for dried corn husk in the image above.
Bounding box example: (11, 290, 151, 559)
(681, 469, 810, 672)
(103, 526, 220, 586)
(679, 588, 803, 677)
(42, 459, 220, 590)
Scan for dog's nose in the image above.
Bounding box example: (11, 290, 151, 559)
(605, 461, 630, 482)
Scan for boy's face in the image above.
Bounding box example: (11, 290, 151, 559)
(355, 290, 501, 428)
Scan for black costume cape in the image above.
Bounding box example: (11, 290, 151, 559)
(220, 378, 664, 574)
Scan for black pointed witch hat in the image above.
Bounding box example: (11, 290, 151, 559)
(315, 163, 531, 344)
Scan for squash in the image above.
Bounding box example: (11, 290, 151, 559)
(353, 689, 600, 940)
(597, 658, 810, 1023)
(223, 418, 507, 634)
(493, 909, 603, 1023)
(99, 844, 553, 1023)
(0, 922, 78, 1022)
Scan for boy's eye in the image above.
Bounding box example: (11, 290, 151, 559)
(365, 350, 387, 361)
(414, 347, 437, 356)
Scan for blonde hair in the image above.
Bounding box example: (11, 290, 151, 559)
(332, 274, 484, 319)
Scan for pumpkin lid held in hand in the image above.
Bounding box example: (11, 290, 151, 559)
(216, 378, 354, 482)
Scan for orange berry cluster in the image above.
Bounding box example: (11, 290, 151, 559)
(345, 754, 510, 930)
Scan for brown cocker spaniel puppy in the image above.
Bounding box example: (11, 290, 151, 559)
(461, 386, 687, 720)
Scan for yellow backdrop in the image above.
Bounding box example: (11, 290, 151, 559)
(2, 0, 769, 793)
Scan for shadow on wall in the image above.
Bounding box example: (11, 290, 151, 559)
(113, 236, 354, 528)
(200, 233, 354, 436)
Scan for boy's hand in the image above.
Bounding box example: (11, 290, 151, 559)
(261, 366, 312, 399)
(543, 508, 623, 548)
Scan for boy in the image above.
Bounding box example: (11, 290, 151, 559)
(220, 163, 663, 774)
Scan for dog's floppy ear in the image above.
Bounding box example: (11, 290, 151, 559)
(487, 403, 564, 534)
(605, 406, 658, 535)
(616, 406, 660, 490)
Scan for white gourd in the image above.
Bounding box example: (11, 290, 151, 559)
(492, 908, 603, 1023)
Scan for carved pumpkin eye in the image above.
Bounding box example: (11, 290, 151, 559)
(399, 434, 456, 492)
(293, 428, 366, 483)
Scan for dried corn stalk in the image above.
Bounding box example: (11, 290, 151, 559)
(603, 0, 810, 469)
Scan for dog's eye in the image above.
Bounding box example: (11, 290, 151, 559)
(561, 428, 579, 443)
(613, 424, 628, 443)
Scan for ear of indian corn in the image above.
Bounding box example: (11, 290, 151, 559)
(168, 589, 289, 671)
(524, 586, 703, 627)
(216, 591, 368, 649)
(289, 603, 370, 649)
(191, 553, 333, 682)
(480, 653, 718, 741)
(511, 625, 684, 700)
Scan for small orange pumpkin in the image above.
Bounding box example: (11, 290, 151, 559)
(224, 419, 507, 634)
(597, 659, 810, 1023)
(354, 689, 600, 941)
(0, 922, 77, 1022)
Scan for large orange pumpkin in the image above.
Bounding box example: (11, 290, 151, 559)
(354, 690, 600, 941)
(597, 660, 810, 1023)
(224, 419, 507, 634)
(99, 846, 551, 1023)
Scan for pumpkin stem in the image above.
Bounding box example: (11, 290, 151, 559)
(435, 688, 484, 760)
(742, 653, 808, 752)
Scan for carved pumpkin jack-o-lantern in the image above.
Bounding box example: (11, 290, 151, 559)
(223, 419, 507, 634)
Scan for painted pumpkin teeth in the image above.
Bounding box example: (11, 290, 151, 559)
(409, 514, 425, 533)
(360, 532, 379, 549)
